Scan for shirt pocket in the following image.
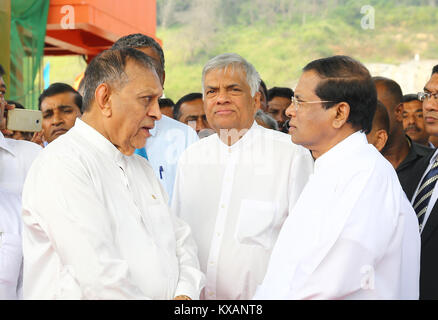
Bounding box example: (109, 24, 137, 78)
(234, 199, 278, 250)
(144, 203, 176, 250)
(0, 233, 22, 286)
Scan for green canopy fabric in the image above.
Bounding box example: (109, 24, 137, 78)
(9, 0, 49, 109)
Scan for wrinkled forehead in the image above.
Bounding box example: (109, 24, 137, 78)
(41, 92, 78, 111)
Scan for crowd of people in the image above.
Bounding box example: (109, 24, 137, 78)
(1, 32, 438, 300)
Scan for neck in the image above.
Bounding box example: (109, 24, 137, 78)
(382, 131, 410, 169)
(311, 128, 357, 160)
(216, 126, 251, 146)
(81, 111, 110, 142)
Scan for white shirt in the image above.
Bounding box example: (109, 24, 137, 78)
(411, 148, 438, 233)
(22, 118, 205, 300)
(135, 115, 199, 202)
(0, 132, 41, 300)
(172, 122, 314, 300)
(253, 132, 421, 300)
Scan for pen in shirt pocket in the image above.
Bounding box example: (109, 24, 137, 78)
(159, 166, 164, 180)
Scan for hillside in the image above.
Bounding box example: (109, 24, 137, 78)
(46, 1, 438, 100)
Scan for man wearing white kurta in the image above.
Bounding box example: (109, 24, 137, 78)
(0, 66, 42, 300)
(253, 56, 420, 300)
(22, 48, 204, 299)
(172, 53, 313, 300)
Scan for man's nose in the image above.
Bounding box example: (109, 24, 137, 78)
(216, 88, 230, 104)
(148, 100, 162, 121)
(52, 110, 64, 125)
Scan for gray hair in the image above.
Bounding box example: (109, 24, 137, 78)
(255, 109, 279, 131)
(202, 53, 261, 97)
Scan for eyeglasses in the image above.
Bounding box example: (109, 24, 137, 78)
(291, 96, 336, 112)
(417, 92, 438, 102)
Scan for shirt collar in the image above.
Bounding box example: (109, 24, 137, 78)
(0, 131, 16, 157)
(73, 118, 128, 169)
(314, 131, 367, 173)
(213, 121, 259, 153)
(429, 148, 438, 165)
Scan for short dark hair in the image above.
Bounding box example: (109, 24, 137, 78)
(38, 83, 82, 112)
(82, 48, 156, 112)
(111, 33, 164, 82)
(432, 65, 438, 75)
(267, 86, 294, 102)
(259, 79, 268, 99)
(303, 55, 377, 134)
(402, 94, 420, 103)
(159, 98, 175, 109)
(174, 92, 203, 120)
(372, 76, 403, 111)
(373, 100, 390, 133)
(0, 64, 5, 77)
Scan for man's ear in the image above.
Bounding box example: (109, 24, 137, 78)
(395, 103, 403, 122)
(95, 83, 112, 117)
(332, 102, 350, 129)
(253, 91, 261, 113)
(374, 129, 389, 152)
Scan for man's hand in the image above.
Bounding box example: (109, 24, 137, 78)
(31, 131, 45, 147)
(174, 295, 192, 300)
(0, 101, 14, 135)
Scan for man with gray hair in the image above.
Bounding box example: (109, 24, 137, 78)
(21, 48, 204, 299)
(172, 53, 313, 299)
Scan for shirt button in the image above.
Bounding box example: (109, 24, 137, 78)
(216, 232, 221, 237)
(210, 261, 214, 265)
(220, 204, 225, 209)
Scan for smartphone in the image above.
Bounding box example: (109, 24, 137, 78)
(7, 108, 42, 132)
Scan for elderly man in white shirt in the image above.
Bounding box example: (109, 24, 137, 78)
(171, 53, 314, 300)
(253, 55, 420, 300)
(0, 66, 42, 300)
(22, 48, 204, 300)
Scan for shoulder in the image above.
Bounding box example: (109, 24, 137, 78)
(6, 138, 42, 159)
(155, 115, 199, 143)
(412, 141, 435, 158)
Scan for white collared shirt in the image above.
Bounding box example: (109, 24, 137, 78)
(253, 131, 420, 300)
(0, 132, 42, 300)
(171, 122, 314, 300)
(411, 148, 438, 233)
(22, 118, 205, 299)
(136, 115, 199, 202)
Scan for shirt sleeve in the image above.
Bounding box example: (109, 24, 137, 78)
(22, 154, 153, 299)
(169, 157, 205, 299)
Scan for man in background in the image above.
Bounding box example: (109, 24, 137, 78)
(38, 83, 82, 145)
(373, 77, 433, 194)
(402, 93, 433, 148)
(174, 92, 212, 135)
(159, 98, 175, 119)
(267, 86, 293, 133)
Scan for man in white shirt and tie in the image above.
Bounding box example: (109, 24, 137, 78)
(253, 55, 420, 300)
(0, 64, 42, 299)
(405, 64, 438, 299)
(22, 48, 204, 299)
(172, 53, 314, 300)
